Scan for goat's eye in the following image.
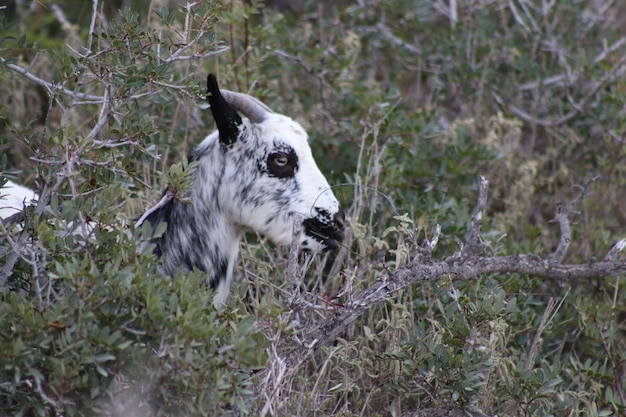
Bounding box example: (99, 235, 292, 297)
(267, 151, 298, 178)
(273, 155, 289, 166)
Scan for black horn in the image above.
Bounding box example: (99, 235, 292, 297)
(207, 74, 243, 146)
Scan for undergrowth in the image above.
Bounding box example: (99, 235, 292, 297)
(0, 0, 625, 416)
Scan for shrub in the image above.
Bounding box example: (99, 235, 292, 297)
(1, 0, 625, 416)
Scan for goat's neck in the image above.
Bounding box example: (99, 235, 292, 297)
(154, 195, 241, 301)
(149, 138, 243, 306)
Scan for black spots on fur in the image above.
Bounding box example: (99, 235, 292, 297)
(208, 258, 229, 289)
(143, 186, 220, 277)
(302, 208, 346, 251)
(141, 83, 342, 306)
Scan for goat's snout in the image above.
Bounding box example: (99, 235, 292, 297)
(301, 207, 346, 252)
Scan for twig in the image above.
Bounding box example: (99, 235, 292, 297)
(260, 343, 287, 417)
(34, 374, 61, 409)
(160, 47, 229, 64)
(50, 4, 80, 46)
(424, 224, 441, 255)
(516, 0, 540, 33)
(87, 0, 99, 55)
(550, 179, 595, 264)
(158, 2, 228, 64)
(181, 1, 201, 44)
(604, 238, 626, 262)
(463, 175, 489, 256)
(507, 39, 625, 92)
(0, 58, 104, 102)
(583, 0, 617, 33)
(375, 22, 422, 55)
(524, 294, 567, 369)
(508, 0, 531, 33)
(505, 54, 626, 126)
(287, 214, 303, 303)
(550, 201, 572, 264)
(449, 0, 457, 28)
(593, 37, 626, 64)
(85, 75, 110, 142)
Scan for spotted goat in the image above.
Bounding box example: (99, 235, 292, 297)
(138, 74, 345, 306)
(0, 75, 345, 307)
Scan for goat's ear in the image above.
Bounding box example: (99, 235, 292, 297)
(207, 74, 242, 146)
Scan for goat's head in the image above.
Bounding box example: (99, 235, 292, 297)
(206, 74, 345, 253)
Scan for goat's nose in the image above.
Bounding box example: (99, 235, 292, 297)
(334, 209, 346, 231)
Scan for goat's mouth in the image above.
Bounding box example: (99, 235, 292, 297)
(302, 211, 345, 252)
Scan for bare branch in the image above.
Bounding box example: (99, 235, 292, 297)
(508, 0, 532, 33)
(290, 254, 626, 369)
(550, 179, 595, 264)
(269, 176, 626, 371)
(1, 58, 104, 102)
(400, 405, 471, 417)
(50, 4, 80, 46)
(85, 75, 111, 142)
(287, 215, 303, 303)
(159, 47, 229, 64)
(506, 53, 626, 126)
(157, 2, 228, 64)
(87, 0, 99, 55)
(605, 238, 626, 262)
(375, 22, 422, 55)
(463, 175, 489, 256)
(419, 223, 441, 258)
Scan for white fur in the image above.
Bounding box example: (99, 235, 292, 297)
(2, 92, 344, 310)
(0, 180, 37, 219)
(219, 114, 340, 249)
(142, 110, 345, 308)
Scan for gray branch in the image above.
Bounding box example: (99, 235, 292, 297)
(276, 176, 626, 371)
(298, 254, 626, 359)
(549, 178, 595, 264)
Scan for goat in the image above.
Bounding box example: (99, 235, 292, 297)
(1, 75, 345, 307)
(138, 74, 345, 307)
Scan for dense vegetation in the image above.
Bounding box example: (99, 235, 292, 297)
(1, 0, 625, 415)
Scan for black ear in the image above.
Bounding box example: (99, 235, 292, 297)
(207, 74, 242, 146)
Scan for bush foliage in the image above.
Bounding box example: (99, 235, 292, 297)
(1, 0, 625, 416)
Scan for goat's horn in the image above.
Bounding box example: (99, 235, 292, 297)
(206, 74, 272, 124)
(219, 89, 273, 124)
